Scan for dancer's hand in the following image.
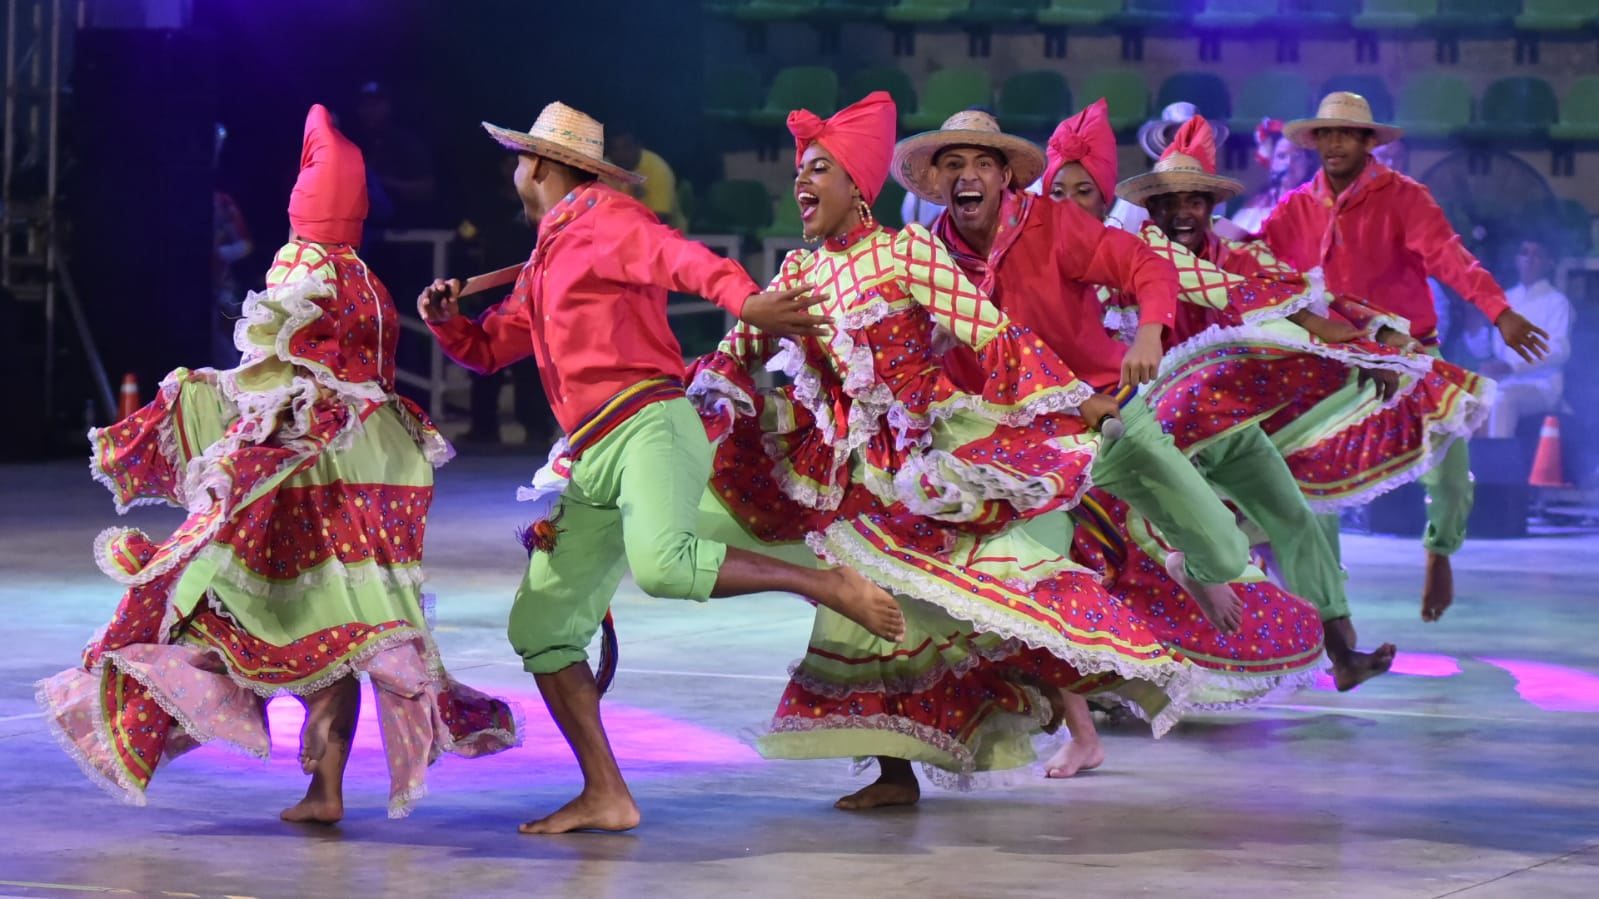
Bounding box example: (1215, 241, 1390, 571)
(1120, 324, 1164, 386)
(1357, 366, 1400, 402)
(1080, 393, 1120, 432)
(418, 279, 462, 324)
(1290, 310, 1362, 344)
(741, 286, 831, 338)
(1495, 309, 1550, 363)
(1374, 326, 1418, 351)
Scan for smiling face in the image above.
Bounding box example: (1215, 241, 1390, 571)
(1313, 127, 1377, 182)
(1146, 190, 1216, 254)
(933, 145, 1012, 242)
(1048, 161, 1107, 221)
(794, 142, 862, 241)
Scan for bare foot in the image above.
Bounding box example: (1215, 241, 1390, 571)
(823, 566, 906, 643)
(1044, 738, 1105, 778)
(518, 790, 641, 835)
(1422, 552, 1453, 622)
(1163, 552, 1244, 633)
(1331, 643, 1397, 692)
(836, 757, 919, 810)
(280, 678, 358, 825)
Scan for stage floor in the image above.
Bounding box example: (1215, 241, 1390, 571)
(2, 455, 1596, 899)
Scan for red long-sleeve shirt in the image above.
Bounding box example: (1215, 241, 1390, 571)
(936, 190, 1179, 393)
(1261, 160, 1508, 340)
(429, 182, 757, 433)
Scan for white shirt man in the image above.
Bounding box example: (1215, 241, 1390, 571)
(1463, 239, 1573, 438)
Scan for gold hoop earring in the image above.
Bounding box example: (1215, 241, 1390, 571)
(857, 198, 875, 228)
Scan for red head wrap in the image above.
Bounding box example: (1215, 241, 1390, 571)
(1043, 98, 1117, 203)
(288, 104, 368, 246)
(789, 91, 897, 205)
(1162, 114, 1220, 174)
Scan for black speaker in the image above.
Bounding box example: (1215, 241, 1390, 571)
(1365, 481, 1428, 538)
(1466, 437, 1531, 539)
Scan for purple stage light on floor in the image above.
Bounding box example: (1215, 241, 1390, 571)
(1478, 658, 1599, 714)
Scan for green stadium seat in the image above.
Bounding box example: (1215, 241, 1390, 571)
(1517, 0, 1599, 32)
(810, 0, 894, 21)
(733, 0, 824, 22)
(1549, 76, 1599, 142)
(748, 66, 839, 129)
(695, 180, 775, 238)
(955, 0, 1048, 23)
(998, 70, 1072, 133)
(1351, 0, 1438, 31)
(1277, 0, 1360, 28)
(1036, 0, 1122, 27)
(1077, 68, 1151, 134)
(758, 190, 807, 240)
(1321, 74, 1396, 122)
(1460, 76, 1559, 142)
(1114, 0, 1191, 28)
(1394, 72, 1471, 138)
(1431, 0, 1518, 31)
(706, 65, 764, 124)
(1194, 0, 1275, 30)
(844, 66, 918, 110)
(1229, 70, 1315, 137)
(874, 180, 910, 229)
(1157, 71, 1232, 122)
(901, 68, 994, 132)
(884, 0, 972, 23)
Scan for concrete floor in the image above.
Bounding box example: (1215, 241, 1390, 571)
(2, 454, 1596, 899)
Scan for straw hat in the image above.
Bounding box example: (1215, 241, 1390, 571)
(891, 109, 1047, 204)
(1138, 102, 1230, 160)
(1282, 91, 1403, 150)
(482, 101, 643, 185)
(1115, 152, 1244, 208)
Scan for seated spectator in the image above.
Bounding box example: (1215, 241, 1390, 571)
(1463, 236, 1574, 438)
(606, 128, 686, 229)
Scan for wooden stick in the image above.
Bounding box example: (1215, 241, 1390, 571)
(458, 263, 524, 297)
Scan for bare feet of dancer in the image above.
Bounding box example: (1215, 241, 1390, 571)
(521, 662, 641, 835)
(1421, 551, 1453, 623)
(820, 567, 906, 643)
(281, 676, 360, 824)
(836, 757, 921, 810)
(1163, 552, 1244, 633)
(712, 548, 906, 643)
(1322, 616, 1396, 692)
(1043, 690, 1104, 779)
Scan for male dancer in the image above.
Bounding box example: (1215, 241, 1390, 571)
(418, 101, 905, 834)
(893, 108, 1256, 636)
(1261, 92, 1550, 622)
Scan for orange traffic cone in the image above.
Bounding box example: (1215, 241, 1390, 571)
(118, 373, 140, 420)
(1528, 415, 1571, 488)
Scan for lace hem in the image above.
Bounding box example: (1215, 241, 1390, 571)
(805, 522, 1198, 736)
(1298, 375, 1495, 513)
(33, 676, 148, 807)
(889, 443, 1098, 523)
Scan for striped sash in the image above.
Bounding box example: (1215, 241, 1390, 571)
(566, 377, 686, 460)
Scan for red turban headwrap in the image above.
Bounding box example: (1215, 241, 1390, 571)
(788, 91, 897, 205)
(1043, 98, 1117, 203)
(1163, 114, 1220, 174)
(288, 104, 368, 246)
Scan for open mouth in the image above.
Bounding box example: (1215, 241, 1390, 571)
(952, 190, 984, 216)
(796, 191, 820, 222)
(1173, 222, 1198, 241)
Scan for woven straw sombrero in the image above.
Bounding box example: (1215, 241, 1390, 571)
(482, 101, 643, 185)
(892, 109, 1047, 204)
(1138, 102, 1230, 160)
(1282, 91, 1403, 150)
(1116, 152, 1244, 208)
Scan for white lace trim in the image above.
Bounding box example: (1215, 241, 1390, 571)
(33, 676, 149, 807)
(805, 521, 1199, 735)
(686, 368, 757, 419)
(1299, 374, 1495, 513)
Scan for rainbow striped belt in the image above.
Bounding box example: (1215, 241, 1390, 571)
(565, 377, 685, 460)
(1111, 382, 1138, 409)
